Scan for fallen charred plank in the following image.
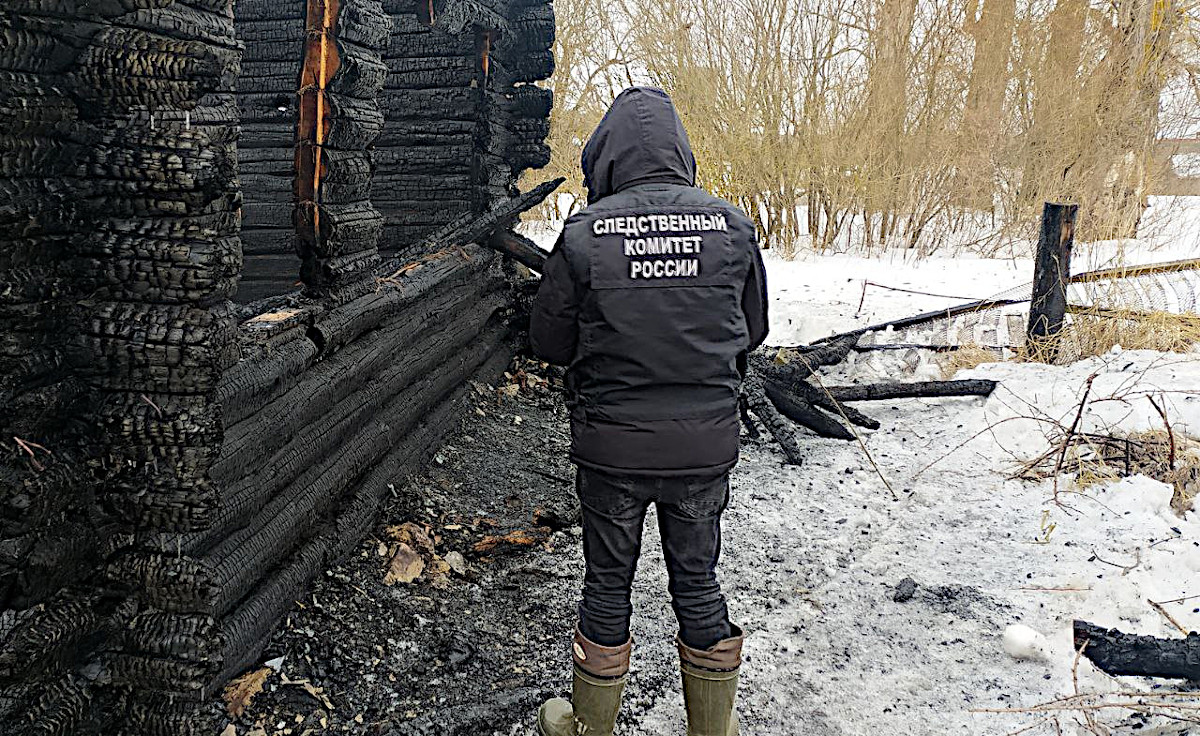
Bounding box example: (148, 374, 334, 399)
(419, 176, 564, 252)
(489, 230, 547, 272)
(763, 379, 854, 441)
(1075, 620, 1200, 680)
(743, 376, 804, 465)
(824, 379, 998, 402)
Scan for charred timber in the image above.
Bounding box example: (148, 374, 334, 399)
(1075, 620, 1200, 680)
(825, 379, 998, 402)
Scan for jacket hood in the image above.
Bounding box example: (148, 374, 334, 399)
(581, 87, 697, 204)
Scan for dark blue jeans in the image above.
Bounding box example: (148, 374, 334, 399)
(575, 466, 733, 651)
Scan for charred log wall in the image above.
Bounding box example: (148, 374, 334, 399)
(1, 0, 242, 732)
(107, 249, 518, 733)
(235, 0, 555, 300)
(234, 0, 307, 302)
(377, 0, 553, 254)
(3, 0, 552, 732)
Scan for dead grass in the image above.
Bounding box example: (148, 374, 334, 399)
(1017, 428, 1198, 515)
(1059, 310, 1200, 361)
(937, 343, 1001, 378)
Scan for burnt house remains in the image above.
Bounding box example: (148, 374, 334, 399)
(0, 0, 555, 732)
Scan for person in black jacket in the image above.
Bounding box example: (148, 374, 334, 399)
(530, 87, 768, 736)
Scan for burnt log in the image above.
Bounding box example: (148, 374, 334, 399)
(419, 176, 564, 251)
(764, 381, 856, 440)
(744, 355, 999, 451)
(825, 379, 998, 402)
(489, 230, 549, 272)
(1075, 620, 1200, 680)
(743, 377, 805, 465)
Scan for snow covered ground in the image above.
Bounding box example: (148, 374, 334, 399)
(513, 200, 1199, 735)
(607, 353, 1199, 736)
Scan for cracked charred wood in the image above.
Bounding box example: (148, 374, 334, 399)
(763, 379, 855, 441)
(69, 301, 241, 394)
(214, 249, 499, 427)
(109, 322, 513, 616)
(211, 285, 505, 488)
(419, 176, 564, 251)
(6, 0, 555, 726)
(489, 230, 548, 272)
(781, 379, 881, 430)
(743, 376, 805, 465)
(213, 336, 320, 426)
(1074, 620, 1200, 680)
(0, 594, 100, 683)
(311, 247, 496, 350)
(218, 339, 515, 687)
(0, 676, 94, 736)
(114, 334, 518, 707)
(758, 334, 859, 384)
(824, 379, 998, 402)
(195, 304, 508, 554)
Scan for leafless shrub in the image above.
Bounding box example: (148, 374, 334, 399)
(531, 0, 1200, 257)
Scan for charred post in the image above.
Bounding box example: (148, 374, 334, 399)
(1027, 202, 1078, 360)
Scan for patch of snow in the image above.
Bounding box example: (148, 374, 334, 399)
(1002, 624, 1051, 662)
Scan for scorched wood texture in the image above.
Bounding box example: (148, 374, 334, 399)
(1, 0, 555, 732)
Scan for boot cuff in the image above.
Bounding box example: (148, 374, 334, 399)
(677, 624, 744, 672)
(572, 629, 631, 679)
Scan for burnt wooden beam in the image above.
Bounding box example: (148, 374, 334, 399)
(824, 379, 998, 402)
(489, 230, 548, 272)
(743, 377, 805, 465)
(1075, 620, 1200, 680)
(764, 379, 855, 440)
(420, 176, 564, 251)
(783, 379, 881, 430)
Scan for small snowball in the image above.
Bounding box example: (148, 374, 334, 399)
(1002, 624, 1050, 661)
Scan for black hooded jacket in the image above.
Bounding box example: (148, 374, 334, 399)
(530, 87, 769, 476)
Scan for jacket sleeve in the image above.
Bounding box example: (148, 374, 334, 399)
(742, 233, 769, 351)
(529, 233, 581, 365)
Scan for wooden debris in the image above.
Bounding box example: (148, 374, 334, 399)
(223, 667, 273, 717)
(1074, 620, 1200, 680)
(473, 528, 551, 554)
(383, 543, 425, 586)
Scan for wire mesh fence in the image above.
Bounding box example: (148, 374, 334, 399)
(852, 258, 1200, 350)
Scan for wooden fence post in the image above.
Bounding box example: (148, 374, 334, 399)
(1027, 202, 1078, 360)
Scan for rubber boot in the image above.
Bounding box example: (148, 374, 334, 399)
(537, 629, 631, 736)
(677, 625, 744, 736)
